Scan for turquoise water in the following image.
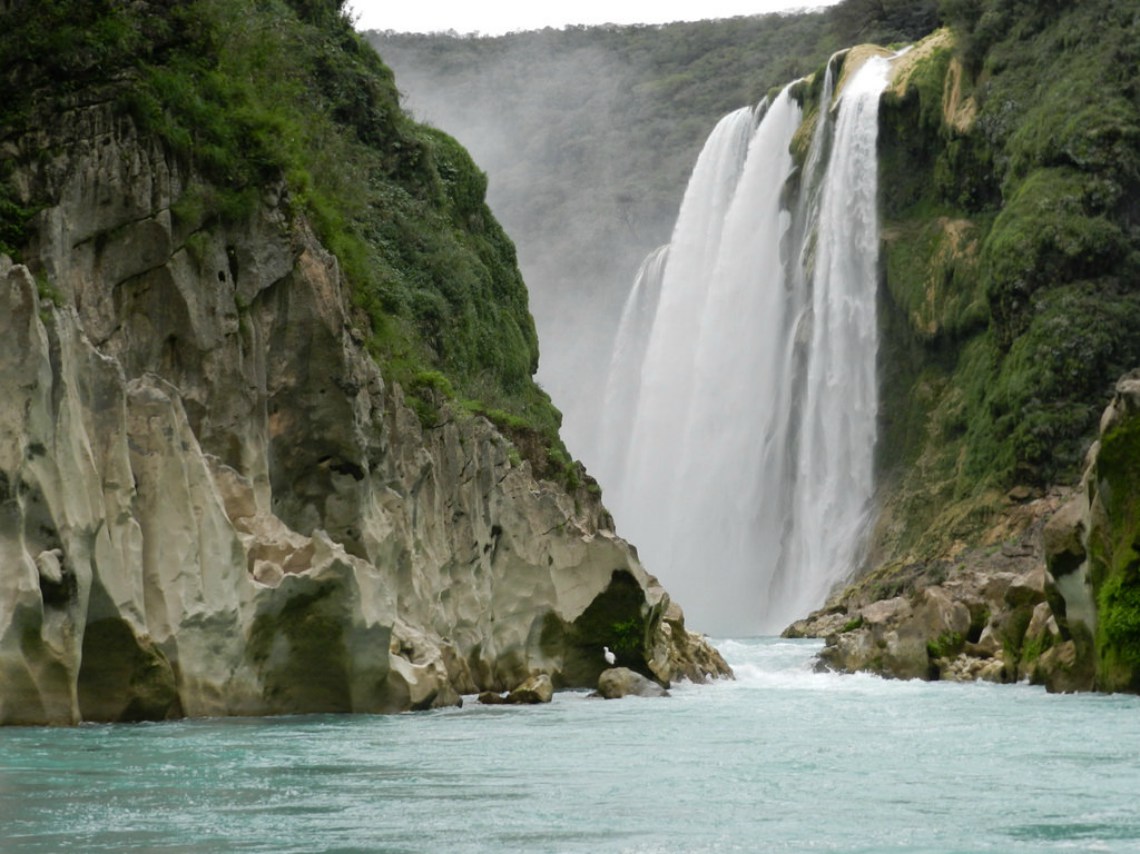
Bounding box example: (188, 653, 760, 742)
(3, 639, 1140, 853)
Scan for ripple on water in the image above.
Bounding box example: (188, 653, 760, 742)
(3, 638, 1140, 853)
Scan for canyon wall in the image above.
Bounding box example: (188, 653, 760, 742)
(0, 96, 726, 725)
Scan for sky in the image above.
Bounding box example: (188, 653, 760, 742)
(347, 0, 843, 36)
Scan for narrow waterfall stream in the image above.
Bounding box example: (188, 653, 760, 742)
(596, 52, 893, 635)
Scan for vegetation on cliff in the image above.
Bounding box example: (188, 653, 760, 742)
(371, 1, 1138, 576)
(875, 0, 1140, 565)
(372, 1, 1140, 674)
(0, 0, 571, 471)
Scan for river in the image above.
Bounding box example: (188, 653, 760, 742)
(2, 638, 1138, 852)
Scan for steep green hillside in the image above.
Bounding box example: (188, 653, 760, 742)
(0, 0, 574, 474)
(874, 0, 1140, 563)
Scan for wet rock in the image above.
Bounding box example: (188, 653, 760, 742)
(650, 597, 734, 685)
(507, 674, 553, 705)
(1032, 640, 1095, 694)
(593, 667, 669, 699)
(784, 609, 850, 638)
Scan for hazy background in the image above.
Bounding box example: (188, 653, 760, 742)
(350, 0, 842, 36)
(370, 17, 835, 463)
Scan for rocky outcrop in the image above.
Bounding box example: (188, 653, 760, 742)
(475, 674, 554, 705)
(0, 101, 728, 725)
(785, 492, 1095, 691)
(789, 374, 1140, 694)
(1040, 371, 1140, 693)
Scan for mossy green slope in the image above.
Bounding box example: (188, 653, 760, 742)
(0, 0, 565, 460)
(873, 0, 1140, 564)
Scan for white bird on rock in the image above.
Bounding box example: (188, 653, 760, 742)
(603, 646, 616, 666)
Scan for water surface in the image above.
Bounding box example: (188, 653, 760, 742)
(3, 639, 1139, 852)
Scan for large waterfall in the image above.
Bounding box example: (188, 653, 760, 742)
(595, 52, 893, 635)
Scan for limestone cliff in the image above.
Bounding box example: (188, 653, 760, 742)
(0, 7, 727, 725)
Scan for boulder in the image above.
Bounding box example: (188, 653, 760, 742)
(594, 667, 669, 699)
(1042, 495, 1087, 578)
(1005, 569, 1048, 608)
(1031, 640, 1095, 694)
(862, 596, 911, 626)
(913, 587, 972, 641)
(817, 625, 878, 673)
(783, 610, 851, 638)
(648, 597, 734, 684)
(879, 626, 935, 681)
(506, 674, 553, 705)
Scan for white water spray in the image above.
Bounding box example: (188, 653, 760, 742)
(602, 106, 755, 519)
(596, 54, 893, 635)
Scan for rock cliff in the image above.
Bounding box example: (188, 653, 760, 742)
(0, 20, 727, 724)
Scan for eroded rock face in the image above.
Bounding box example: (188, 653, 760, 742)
(1041, 370, 1140, 693)
(0, 104, 729, 724)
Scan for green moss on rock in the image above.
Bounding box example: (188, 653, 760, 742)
(983, 168, 1127, 350)
(1090, 415, 1140, 689)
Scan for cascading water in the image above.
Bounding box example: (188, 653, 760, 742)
(775, 53, 892, 627)
(597, 106, 755, 518)
(595, 53, 893, 635)
(595, 243, 668, 498)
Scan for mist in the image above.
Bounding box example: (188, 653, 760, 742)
(372, 34, 685, 469)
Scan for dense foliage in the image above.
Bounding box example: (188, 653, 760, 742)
(0, 0, 568, 462)
(877, 0, 1140, 558)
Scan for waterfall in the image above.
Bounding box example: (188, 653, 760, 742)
(593, 106, 755, 516)
(595, 243, 668, 503)
(775, 54, 891, 627)
(596, 54, 892, 635)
